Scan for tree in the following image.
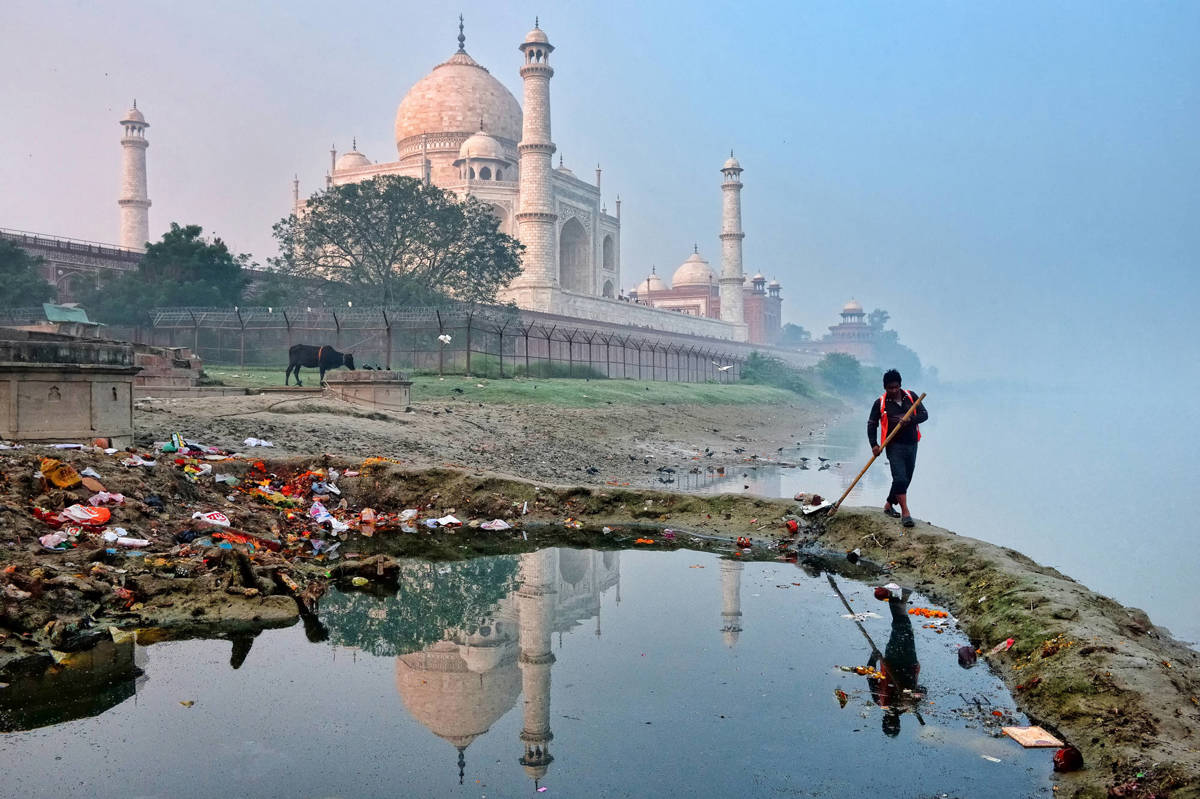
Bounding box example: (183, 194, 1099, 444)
(868, 308, 890, 330)
(82, 223, 250, 324)
(0, 240, 54, 307)
(272, 175, 524, 306)
(817, 352, 865, 393)
(777, 322, 812, 347)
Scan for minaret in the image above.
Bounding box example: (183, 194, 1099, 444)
(514, 19, 559, 297)
(291, 175, 300, 216)
(118, 101, 151, 249)
(517, 549, 557, 787)
(720, 559, 744, 647)
(719, 152, 748, 339)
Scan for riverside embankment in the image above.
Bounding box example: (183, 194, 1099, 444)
(2, 379, 1196, 796)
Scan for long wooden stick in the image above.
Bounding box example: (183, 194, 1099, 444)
(827, 392, 927, 517)
(826, 573, 881, 654)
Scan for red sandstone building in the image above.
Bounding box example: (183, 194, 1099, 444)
(627, 248, 782, 345)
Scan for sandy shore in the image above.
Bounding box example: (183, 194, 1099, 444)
(1, 390, 1197, 796)
(132, 390, 838, 484)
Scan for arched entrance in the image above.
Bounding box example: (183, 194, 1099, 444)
(558, 218, 590, 294)
(602, 235, 614, 272)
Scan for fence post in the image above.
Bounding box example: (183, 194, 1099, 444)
(521, 323, 533, 376)
(235, 307, 247, 369)
(381, 307, 396, 369)
(564, 329, 577, 378)
(436, 310, 445, 377)
(188, 311, 200, 356)
(465, 312, 474, 377)
(282, 310, 293, 352)
(332, 310, 342, 350)
(538, 325, 556, 379)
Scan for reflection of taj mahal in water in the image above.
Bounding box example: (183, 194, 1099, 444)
(392, 549, 745, 787)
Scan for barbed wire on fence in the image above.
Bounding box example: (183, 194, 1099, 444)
(140, 304, 745, 383)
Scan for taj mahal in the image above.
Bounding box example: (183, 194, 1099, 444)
(299, 17, 782, 345)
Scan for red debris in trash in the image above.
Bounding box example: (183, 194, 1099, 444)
(1052, 745, 1082, 772)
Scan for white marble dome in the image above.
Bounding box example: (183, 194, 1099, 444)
(457, 130, 506, 162)
(671, 251, 714, 288)
(635, 271, 667, 293)
(524, 27, 550, 44)
(335, 149, 371, 170)
(843, 299, 863, 314)
(394, 50, 523, 151)
(121, 106, 146, 124)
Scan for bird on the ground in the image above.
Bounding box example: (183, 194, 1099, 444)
(818, 456, 830, 462)
(819, 463, 831, 471)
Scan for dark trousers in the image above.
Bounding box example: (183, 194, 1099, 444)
(885, 443, 918, 504)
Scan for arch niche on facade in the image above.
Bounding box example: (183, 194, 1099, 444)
(558, 217, 590, 294)
(488, 203, 510, 236)
(602, 234, 615, 272)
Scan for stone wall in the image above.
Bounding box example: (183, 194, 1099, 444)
(0, 330, 139, 446)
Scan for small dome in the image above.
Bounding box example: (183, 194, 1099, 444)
(671, 251, 714, 287)
(722, 155, 741, 170)
(555, 162, 575, 176)
(524, 27, 550, 44)
(768, 279, 781, 288)
(335, 149, 371, 171)
(843, 299, 863, 314)
(635, 271, 667, 293)
(121, 106, 146, 125)
(457, 130, 506, 162)
(752, 272, 765, 282)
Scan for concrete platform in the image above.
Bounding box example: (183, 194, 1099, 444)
(323, 371, 412, 411)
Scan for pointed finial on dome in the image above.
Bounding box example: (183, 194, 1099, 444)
(457, 14, 466, 52)
(535, 15, 540, 28)
(479, 117, 485, 131)
(559, 154, 564, 167)
(730, 149, 734, 158)
(457, 745, 466, 785)
(132, 98, 137, 109)
(352, 137, 357, 151)
(651, 265, 656, 274)
(694, 243, 699, 253)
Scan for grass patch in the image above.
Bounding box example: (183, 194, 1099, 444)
(202, 366, 804, 408)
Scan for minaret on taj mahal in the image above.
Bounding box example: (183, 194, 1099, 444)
(719, 153, 748, 337)
(118, 101, 151, 250)
(513, 19, 559, 306)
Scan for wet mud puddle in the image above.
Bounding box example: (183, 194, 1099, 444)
(1, 549, 1051, 798)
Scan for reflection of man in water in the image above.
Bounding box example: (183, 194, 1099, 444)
(867, 588, 924, 736)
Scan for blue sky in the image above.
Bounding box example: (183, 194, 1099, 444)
(2, 0, 1197, 385)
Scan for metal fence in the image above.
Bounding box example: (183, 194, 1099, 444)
(138, 305, 744, 382)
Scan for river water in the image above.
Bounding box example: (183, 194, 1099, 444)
(0, 549, 1051, 798)
(669, 386, 1197, 648)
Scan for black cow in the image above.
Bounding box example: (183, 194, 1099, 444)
(285, 344, 356, 386)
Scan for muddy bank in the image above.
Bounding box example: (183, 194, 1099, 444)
(2, 445, 1197, 796)
(133, 391, 837, 485)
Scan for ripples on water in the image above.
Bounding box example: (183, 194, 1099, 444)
(0, 548, 1051, 798)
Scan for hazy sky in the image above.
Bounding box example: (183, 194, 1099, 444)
(3, 1, 1197, 385)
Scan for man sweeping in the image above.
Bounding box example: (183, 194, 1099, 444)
(868, 369, 928, 528)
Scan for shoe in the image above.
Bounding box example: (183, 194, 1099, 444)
(883, 506, 901, 518)
(901, 516, 915, 528)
